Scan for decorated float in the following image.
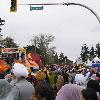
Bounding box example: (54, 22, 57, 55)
(0, 48, 39, 73)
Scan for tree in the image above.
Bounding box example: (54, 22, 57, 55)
(89, 46, 95, 60)
(80, 44, 89, 62)
(59, 53, 65, 64)
(24, 45, 40, 54)
(53, 52, 59, 64)
(95, 43, 100, 58)
(64, 56, 68, 65)
(31, 33, 55, 65)
(1, 37, 18, 48)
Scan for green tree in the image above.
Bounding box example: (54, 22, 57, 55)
(95, 43, 100, 58)
(24, 45, 40, 54)
(89, 46, 95, 60)
(80, 44, 89, 62)
(46, 47, 55, 64)
(1, 37, 18, 48)
(53, 52, 59, 64)
(31, 33, 55, 65)
(64, 56, 68, 65)
(59, 53, 65, 64)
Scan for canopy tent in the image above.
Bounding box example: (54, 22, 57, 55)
(92, 63, 100, 67)
(92, 56, 100, 63)
(86, 59, 92, 67)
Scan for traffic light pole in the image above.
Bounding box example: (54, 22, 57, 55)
(66, 2, 100, 24)
(20, 2, 100, 24)
(0, 18, 5, 47)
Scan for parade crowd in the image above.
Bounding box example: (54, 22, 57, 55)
(0, 63, 100, 100)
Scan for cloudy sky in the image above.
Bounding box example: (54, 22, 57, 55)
(0, 0, 100, 61)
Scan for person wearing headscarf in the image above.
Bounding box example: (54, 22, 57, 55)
(56, 73, 64, 91)
(11, 63, 35, 100)
(55, 84, 82, 100)
(34, 70, 46, 86)
(0, 79, 13, 100)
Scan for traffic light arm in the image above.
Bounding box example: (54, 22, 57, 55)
(66, 2, 100, 24)
(20, 2, 100, 24)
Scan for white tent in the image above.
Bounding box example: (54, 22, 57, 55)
(92, 56, 100, 63)
(86, 59, 92, 67)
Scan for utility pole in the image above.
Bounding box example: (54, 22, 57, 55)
(0, 18, 5, 33)
(20, 2, 100, 24)
(0, 18, 5, 48)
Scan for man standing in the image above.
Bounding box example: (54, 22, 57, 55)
(12, 63, 35, 100)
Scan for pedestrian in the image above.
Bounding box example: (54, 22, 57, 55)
(12, 63, 35, 100)
(0, 79, 13, 100)
(55, 84, 82, 100)
(56, 73, 64, 91)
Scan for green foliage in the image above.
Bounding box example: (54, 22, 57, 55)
(95, 43, 100, 58)
(0, 37, 18, 48)
(89, 46, 95, 60)
(80, 43, 100, 62)
(80, 44, 89, 62)
(31, 33, 55, 65)
(59, 53, 65, 64)
(24, 45, 40, 54)
(53, 53, 59, 64)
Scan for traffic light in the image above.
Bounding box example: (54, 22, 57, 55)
(10, 0, 17, 12)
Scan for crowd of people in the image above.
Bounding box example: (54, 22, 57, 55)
(0, 63, 100, 100)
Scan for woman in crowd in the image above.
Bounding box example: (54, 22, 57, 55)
(55, 84, 82, 100)
(35, 70, 46, 86)
(56, 72, 64, 91)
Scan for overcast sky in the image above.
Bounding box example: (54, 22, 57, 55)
(0, 0, 100, 61)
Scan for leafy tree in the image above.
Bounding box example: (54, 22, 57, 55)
(64, 56, 68, 65)
(95, 43, 100, 58)
(59, 53, 65, 64)
(24, 45, 40, 54)
(89, 46, 95, 60)
(80, 44, 89, 62)
(1, 37, 18, 48)
(53, 52, 59, 64)
(31, 33, 55, 65)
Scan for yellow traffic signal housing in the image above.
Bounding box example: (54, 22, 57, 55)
(10, 0, 17, 12)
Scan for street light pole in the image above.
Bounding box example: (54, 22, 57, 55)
(0, 18, 5, 48)
(0, 18, 5, 34)
(65, 2, 100, 24)
(20, 2, 100, 24)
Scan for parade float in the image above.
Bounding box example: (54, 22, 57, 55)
(0, 48, 39, 73)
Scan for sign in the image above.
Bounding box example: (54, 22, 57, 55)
(30, 5, 44, 11)
(1, 48, 18, 53)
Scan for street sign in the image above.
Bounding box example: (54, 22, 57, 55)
(30, 5, 44, 11)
